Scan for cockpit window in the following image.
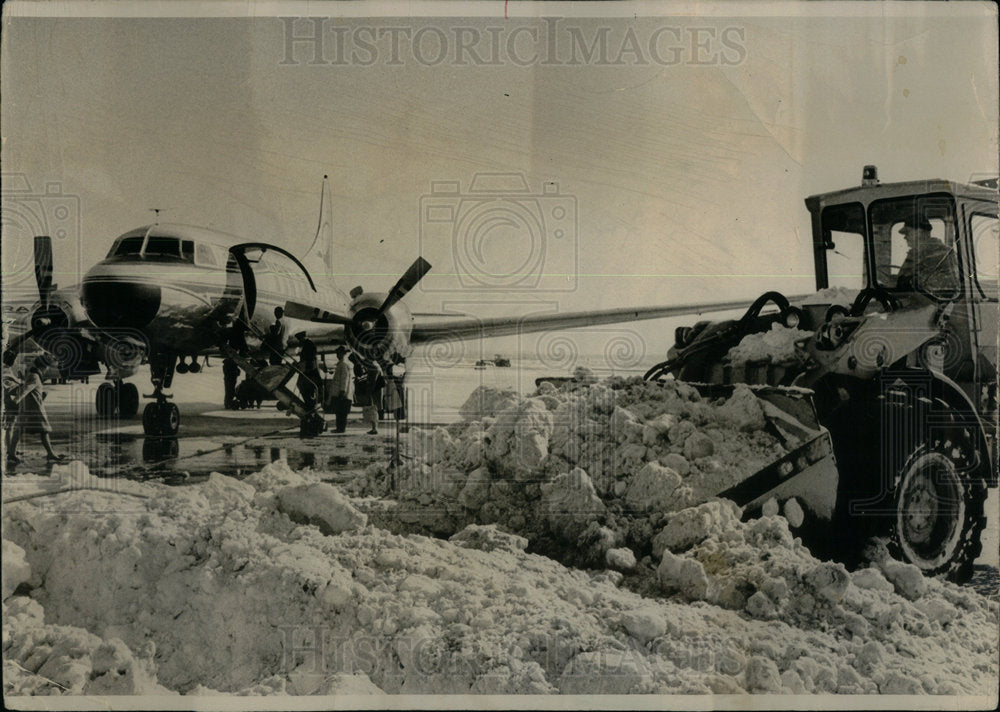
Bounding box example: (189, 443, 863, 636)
(143, 237, 196, 263)
(195, 243, 218, 266)
(145, 237, 180, 257)
(112, 236, 144, 256)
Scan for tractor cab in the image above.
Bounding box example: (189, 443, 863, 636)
(806, 166, 998, 302)
(805, 166, 998, 412)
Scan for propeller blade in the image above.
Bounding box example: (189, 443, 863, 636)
(284, 300, 352, 325)
(34, 236, 54, 308)
(378, 257, 431, 314)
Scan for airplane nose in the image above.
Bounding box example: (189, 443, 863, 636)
(82, 280, 161, 329)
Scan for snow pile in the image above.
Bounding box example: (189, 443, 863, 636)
(2, 459, 996, 697)
(2, 541, 31, 600)
(355, 378, 792, 566)
(798, 286, 860, 306)
(644, 500, 998, 693)
(3, 596, 172, 696)
(725, 323, 813, 365)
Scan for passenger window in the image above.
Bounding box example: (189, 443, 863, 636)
(181, 240, 195, 263)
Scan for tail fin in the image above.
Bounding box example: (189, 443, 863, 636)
(305, 175, 334, 275)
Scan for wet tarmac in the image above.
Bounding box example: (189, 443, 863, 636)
(2, 374, 412, 483)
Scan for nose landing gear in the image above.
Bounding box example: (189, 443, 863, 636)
(142, 353, 180, 436)
(142, 399, 180, 437)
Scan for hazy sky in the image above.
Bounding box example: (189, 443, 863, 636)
(2, 1, 996, 359)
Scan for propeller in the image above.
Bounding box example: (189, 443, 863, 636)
(284, 256, 432, 328)
(3, 237, 61, 366)
(282, 257, 431, 364)
(378, 257, 431, 315)
(33, 236, 55, 309)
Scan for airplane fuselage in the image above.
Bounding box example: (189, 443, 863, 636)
(80, 224, 348, 355)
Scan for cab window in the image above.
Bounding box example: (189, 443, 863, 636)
(870, 194, 958, 297)
(821, 203, 867, 289)
(971, 213, 999, 298)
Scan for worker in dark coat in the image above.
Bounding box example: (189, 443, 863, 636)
(895, 217, 959, 293)
(222, 357, 241, 409)
(294, 331, 322, 410)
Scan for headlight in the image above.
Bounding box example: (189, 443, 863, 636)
(782, 307, 804, 329)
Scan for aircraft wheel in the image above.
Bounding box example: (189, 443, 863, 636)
(119, 383, 140, 419)
(163, 403, 181, 435)
(142, 403, 161, 435)
(161, 402, 181, 435)
(96, 383, 115, 418)
(142, 402, 179, 436)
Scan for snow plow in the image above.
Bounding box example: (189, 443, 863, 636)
(645, 167, 998, 581)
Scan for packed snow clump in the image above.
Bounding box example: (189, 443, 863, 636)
(725, 323, 813, 365)
(351, 378, 793, 566)
(798, 286, 860, 306)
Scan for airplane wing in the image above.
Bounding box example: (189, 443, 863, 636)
(409, 299, 761, 344)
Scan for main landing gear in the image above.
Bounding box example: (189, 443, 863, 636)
(95, 380, 140, 419)
(142, 353, 180, 437)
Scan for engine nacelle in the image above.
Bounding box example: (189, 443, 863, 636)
(346, 292, 413, 366)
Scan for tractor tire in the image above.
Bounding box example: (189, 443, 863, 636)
(888, 396, 988, 582)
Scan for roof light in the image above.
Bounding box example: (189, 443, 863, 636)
(862, 165, 879, 186)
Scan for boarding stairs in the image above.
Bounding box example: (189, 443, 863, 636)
(216, 320, 327, 438)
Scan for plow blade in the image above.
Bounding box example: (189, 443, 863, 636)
(693, 383, 841, 525)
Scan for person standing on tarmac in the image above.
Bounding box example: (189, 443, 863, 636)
(219, 316, 249, 409)
(7, 357, 64, 464)
(264, 307, 289, 365)
(222, 356, 240, 409)
(329, 346, 354, 433)
(361, 363, 386, 435)
(293, 331, 322, 410)
(384, 355, 406, 421)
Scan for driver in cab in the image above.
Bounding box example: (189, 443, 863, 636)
(894, 217, 959, 294)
